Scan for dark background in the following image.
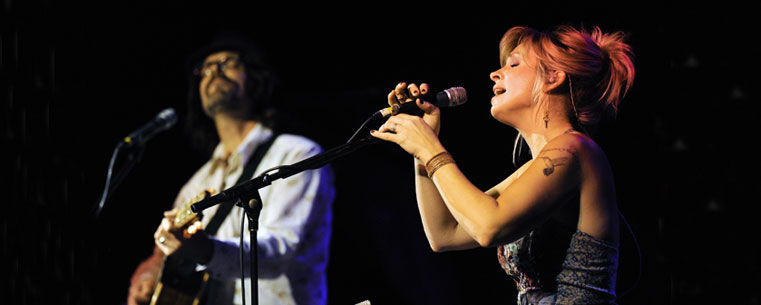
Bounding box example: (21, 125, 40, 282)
(4, 1, 759, 305)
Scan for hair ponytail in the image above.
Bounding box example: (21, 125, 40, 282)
(590, 27, 636, 117)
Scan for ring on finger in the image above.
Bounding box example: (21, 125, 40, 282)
(158, 236, 166, 244)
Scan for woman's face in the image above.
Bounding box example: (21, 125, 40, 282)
(489, 43, 539, 125)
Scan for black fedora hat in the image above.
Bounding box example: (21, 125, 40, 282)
(185, 31, 272, 74)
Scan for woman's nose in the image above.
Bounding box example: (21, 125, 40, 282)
(490, 68, 503, 82)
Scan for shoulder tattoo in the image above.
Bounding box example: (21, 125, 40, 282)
(538, 148, 577, 176)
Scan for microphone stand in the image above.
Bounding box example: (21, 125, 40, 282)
(94, 140, 146, 218)
(237, 188, 262, 305)
(191, 135, 380, 305)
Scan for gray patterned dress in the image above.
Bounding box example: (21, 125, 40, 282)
(497, 220, 619, 305)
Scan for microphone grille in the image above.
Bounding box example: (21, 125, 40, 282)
(437, 87, 468, 107)
(158, 107, 178, 128)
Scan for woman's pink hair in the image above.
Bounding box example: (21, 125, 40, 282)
(500, 25, 635, 131)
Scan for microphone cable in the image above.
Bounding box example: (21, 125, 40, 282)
(94, 141, 126, 218)
(617, 210, 643, 300)
(94, 141, 144, 218)
(346, 111, 383, 143)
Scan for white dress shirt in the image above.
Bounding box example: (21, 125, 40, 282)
(172, 123, 335, 305)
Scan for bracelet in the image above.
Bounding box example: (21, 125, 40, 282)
(425, 151, 455, 179)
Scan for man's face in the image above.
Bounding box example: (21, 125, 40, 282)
(198, 50, 248, 117)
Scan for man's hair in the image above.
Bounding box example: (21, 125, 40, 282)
(183, 31, 279, 155)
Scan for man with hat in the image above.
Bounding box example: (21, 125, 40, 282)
(127, 32, 335, 305)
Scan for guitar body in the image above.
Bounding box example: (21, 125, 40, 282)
(150, 190, 214, 305)
(150, 256, 209, 305)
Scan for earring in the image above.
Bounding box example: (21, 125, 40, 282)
(543, 108, 550, 128)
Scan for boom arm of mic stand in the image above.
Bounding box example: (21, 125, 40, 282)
(191, 135, 380, 213)
(188, 134, 379, 305)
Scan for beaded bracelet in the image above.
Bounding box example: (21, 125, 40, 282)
(425, 151, 455, 179)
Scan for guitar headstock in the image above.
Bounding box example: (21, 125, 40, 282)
(172, 189, 215, 238)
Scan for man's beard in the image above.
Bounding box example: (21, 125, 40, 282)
(203, 78, 249, 118)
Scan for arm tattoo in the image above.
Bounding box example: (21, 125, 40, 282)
(538, 148, 577, 176)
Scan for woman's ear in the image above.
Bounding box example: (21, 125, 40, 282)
(543, 70, 567, 93)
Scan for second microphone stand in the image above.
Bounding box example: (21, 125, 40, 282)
(192, 135, 381, 305)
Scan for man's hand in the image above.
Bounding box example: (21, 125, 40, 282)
(153, 209, 213, 264)
(127, 275, 156, 305)
(154, 210, 182, 256)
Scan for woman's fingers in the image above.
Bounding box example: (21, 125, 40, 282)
(407, 83, 420, 98)
(387, 90, 398, 106)
(395, 82, 412, 103)
(371, 113, 444, 161)
(420, 83, 429, 95)
(378, 114, 426, 136)
(389, 82, 431, 106)
(370, 120, 402, 143)
(373, 116, 409, 141)
(416, 99, 432, 112)
(378, 117, 400, 134)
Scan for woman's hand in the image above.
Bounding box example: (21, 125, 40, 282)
(371, 113, 446, 163)
(388, 82, 442, 135)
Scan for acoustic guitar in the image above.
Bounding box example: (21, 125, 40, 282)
(150, 189, 214, 305)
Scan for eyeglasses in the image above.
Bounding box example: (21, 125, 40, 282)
(194, 56, 243, 77)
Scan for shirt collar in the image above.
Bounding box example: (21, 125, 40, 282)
(209, 123, 274, 172)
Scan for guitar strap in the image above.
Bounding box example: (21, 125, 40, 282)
(204, 133, 279, 236)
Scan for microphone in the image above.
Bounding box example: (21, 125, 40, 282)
(123, 108, 177, 147)
(345, 87, 468, 143)
(378, 86, 467, 117)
